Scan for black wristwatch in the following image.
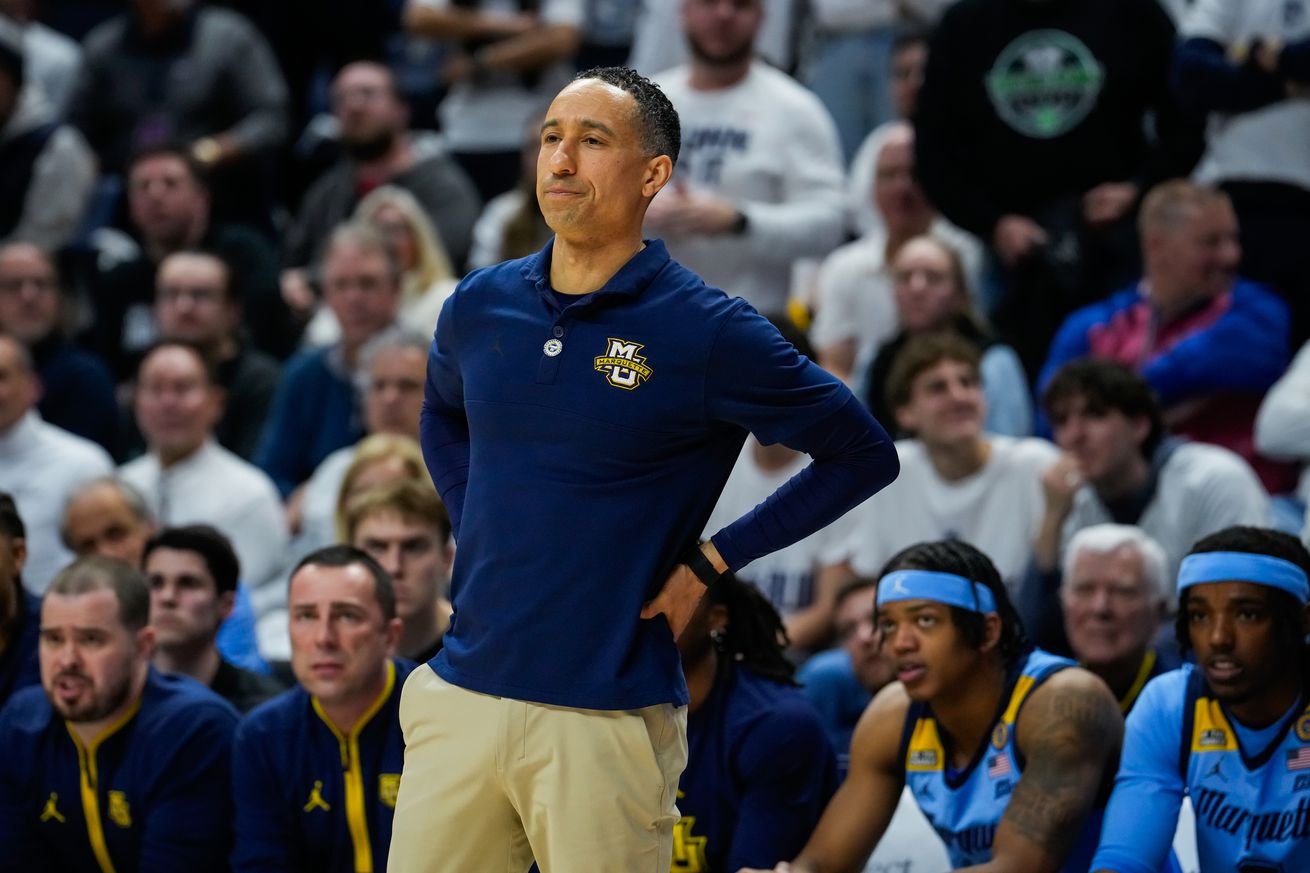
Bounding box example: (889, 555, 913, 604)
(680, 542, 724, 590)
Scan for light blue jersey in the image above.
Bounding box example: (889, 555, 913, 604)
(898, 648, 1100, 869)
(1094, 664, 1310, 873)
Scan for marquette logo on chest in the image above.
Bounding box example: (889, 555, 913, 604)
(107, 791, 132, 828)
(594, 337, 653, 390)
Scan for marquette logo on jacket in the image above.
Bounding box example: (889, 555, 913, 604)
(594, 338, 653, 390)
(379, 774, 401, 809)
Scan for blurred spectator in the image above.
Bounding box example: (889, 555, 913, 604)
(629, 0, 798, 78)
(0, 491, 37, 707)
(404, 0, 582, 202)
(577, 0, 638, 68)
(345, 479, 452, 663)
(702, 320, 855, 651)
(862, 235, 1029, 437)
(1060, 524, 1179, 712)
(304, 185, 460, 345)
(1254, 338, 1310, 531)
(120, 342, 289, 624)
(144, 525, 284, 712)
(675, 570, 836, 870)
(847, 29, 931, 237)
(0, 0, 81, 116)
(66, 0, 288, 225)
(0, 243, 116, 452)
(0, 333, 113, 593)
(84, 144, 289, 379)
(916, 0, 1197, 375)
(467, 118, 552, 270)
(154, 249, 280, 460)
(0, 21, 94, 251)
(231, 546, 411, 873)
(799, 2, 943, 163)
(650, 0, 845, 315)
(1174, 0, 1310, 343)
(836, 333, 1058, 594)
(1039, 180, 1294, 493)
(61, 476, 270, 676)
(258, 224, 402, 497)
(1035, 360, 1268, 584)
(705, 436, 855, 652)
(282, 61, 480, 303)
(0, 557, 239, 873)
(294, 334, 428, 551)
(796, 578, 892, 776)
(60, 477, 155, 567)
(810, 123, 981, 386)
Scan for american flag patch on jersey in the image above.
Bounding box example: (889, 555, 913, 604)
(988, 753, 1012, 778)
(1288, 747, 1310, 771)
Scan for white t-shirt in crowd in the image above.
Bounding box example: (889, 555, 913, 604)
(1183, 0, 1310, 191)
(1256, 337, 1310, 504)
(1061, 441, 1270, 588)
(417, 0, 583, 152)
(0, 411, 114, 594)
(703, 443, 855, 615)
(841, 436, 1060, 592)
(653, 61, 846, 314)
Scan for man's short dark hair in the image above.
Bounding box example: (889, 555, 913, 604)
(884, 332, 981, 412)
(0, 491, 25, 542)
(879, 540, 1030, 668)
(292, 545, 396, 622)
(138, 339, 222, 388)
(47, 557, 152, 632)
(126, 141, 210, 191)
(834, 577, 877, 611)
(571, 66, 681, 167)
(892, 27, 929, 58)
(160, 247, 238, 304)
(1176, 526, 1310, 657)
(143, 525, 240, 596)
(1042, 359, 1165, 457)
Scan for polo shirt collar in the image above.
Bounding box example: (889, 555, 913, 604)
(521, 237, 671, 303)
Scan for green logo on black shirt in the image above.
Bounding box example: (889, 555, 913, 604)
(985, 29, 1104, 139)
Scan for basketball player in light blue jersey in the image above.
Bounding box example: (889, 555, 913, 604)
(1093, 526, 1310, 873)
(743, 539, 1122, 873)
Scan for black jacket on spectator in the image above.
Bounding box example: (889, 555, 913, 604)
(210, 658, 285, 715)
(32, 334, 118, 455)
(915, 0, 1194, 241)
(284, 131, 483, 274)
(84, 222, 290, 382)
(214, 343, 281, 461)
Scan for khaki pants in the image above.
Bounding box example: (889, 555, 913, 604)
(388, 664, 687, 873)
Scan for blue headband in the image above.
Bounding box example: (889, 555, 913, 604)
(1177, 552, 1310, 603)
(876, 569, 998, 614)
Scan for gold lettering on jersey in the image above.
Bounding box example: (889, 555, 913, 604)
(378, 774, 401, 809)
(39, 792, 65, 823)
(107, 791, 132, 828)
(671, 816, 708, 872)
(303, 780, 331, 813)
(594, 338, 653, 390)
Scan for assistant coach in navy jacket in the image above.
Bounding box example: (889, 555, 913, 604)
(389, 64, 899, 873)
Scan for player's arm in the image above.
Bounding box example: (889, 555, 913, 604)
(738, 682, 910, 873)
(959, 668, 1122, 873)
(420, 292, 470, 540)
(1090, 674, 1187, 873)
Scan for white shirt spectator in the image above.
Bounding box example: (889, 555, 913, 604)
(703, 443, 854, 615)
(0, 411, 113, 593)
(628, 0, 798, 77)
(1256, 337, 1310, 504)
(294, 445, 354, 557)
(1182, 0, 1310, 191)
(842, 435, 1060, 593)
(468, 187, 528, 271)
(654, 60, 846, 313)
(119, 439, 289, 613)
(1060, 441, 1270, 587)
(416, 0, 584, 152)
(18, 20, 80, 117)
(810, 220, 984, 384)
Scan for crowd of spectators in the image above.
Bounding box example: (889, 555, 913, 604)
(1, 0, 1309, 870)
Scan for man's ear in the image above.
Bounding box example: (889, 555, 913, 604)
(216, 589, 236, 623)
(642, 154, 674, 199)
